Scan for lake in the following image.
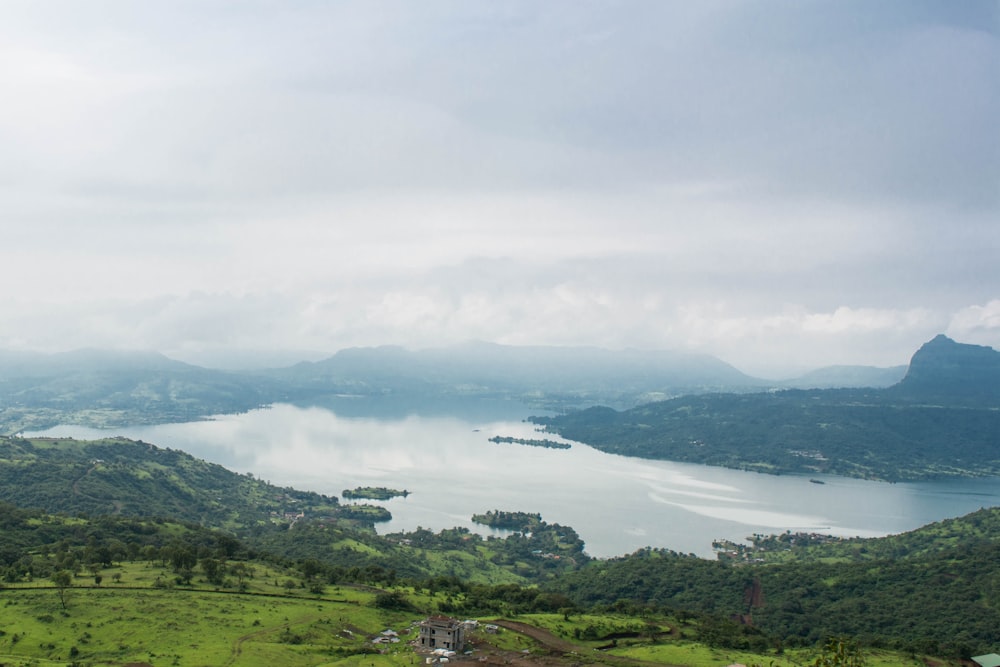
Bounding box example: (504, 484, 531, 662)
(28, 399, 1000, 558)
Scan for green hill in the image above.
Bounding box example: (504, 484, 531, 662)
(0, 435, 345, 529)
(549, 508, 1000, 657)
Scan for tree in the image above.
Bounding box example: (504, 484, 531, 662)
(51, 570, 72, 610)
(814, 637, 865, 667)
(200, 557, 225, 585)
(374, 590, 413, 610)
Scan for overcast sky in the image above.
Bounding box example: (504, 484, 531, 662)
(1, 1, 998, 376)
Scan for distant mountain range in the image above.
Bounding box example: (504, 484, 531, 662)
(0, 336, 987, 437)
(0, 348, 277, 432)
(263, 341, 766, 404)
(0, 341, 783, 434)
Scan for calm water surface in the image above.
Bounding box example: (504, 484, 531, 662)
(30, 400, 1000, 558)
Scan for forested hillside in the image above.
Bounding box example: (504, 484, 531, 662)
(0, 435, 346, 527)
(549, 508, 1000, 657)
(535, 336, 1000, 481)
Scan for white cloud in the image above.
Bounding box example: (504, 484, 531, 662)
(0, 2, 996, 374)
(802, 307, 936, 335)
(947, 301, 1000, 349)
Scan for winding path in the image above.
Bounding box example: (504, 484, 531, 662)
(490, 620, 683, 667)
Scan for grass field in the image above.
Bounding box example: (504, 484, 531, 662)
(0, 562, 960, 667)
(0, 560, 424, 667)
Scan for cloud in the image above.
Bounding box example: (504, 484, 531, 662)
(948, 300, 1000, 349)
(0, 2, 996, 374)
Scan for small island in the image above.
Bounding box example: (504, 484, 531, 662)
(472, 510, 543, 531)
(336, 504, 392, 523)
(488, 435, 571, 450)
(342, 486, 410, 500)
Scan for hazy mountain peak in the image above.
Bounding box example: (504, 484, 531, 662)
(892, 335, 1000, 404)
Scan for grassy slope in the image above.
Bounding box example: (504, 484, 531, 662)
(1, 562, 418, 667)
(0, 578, 936, 667)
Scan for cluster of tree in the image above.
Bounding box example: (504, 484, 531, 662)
(546, 538, 1000, 657)
(471, 509, 543, 530)
(0, 502, 250, 585)
(487, 436, 571, 449)
(341, 486, 409, 500)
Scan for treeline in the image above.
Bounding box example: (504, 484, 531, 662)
(487, 436, 571, 449)
(547, 541, 1000, 657)
(342, 486, 409, 500)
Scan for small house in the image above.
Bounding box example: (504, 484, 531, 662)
(972, 655, 1000, 667)
(418, 615, 465, 653)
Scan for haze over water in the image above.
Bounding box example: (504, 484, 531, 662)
(31, 400, 1000, 558)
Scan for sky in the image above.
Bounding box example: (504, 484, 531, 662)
(1, 1, 998, 377)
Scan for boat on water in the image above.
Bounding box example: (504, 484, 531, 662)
(809, 478, 825, 484)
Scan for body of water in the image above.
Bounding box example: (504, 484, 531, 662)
(28, 400, 1000, 558)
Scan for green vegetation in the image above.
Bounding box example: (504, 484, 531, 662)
(548, 511, 1000, 658)
(0, 435, 358, 530)
(718, 507, 1000, 564)
(471, 510, 543, 531)
(0, 493, 986, 666)
(341, 487, 409, 500)
(488, 435, 572, 449)
(0, 567, 421, 666)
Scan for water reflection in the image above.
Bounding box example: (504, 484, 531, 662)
(29, 402, 1000, 558)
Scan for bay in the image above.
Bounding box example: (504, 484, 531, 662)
(28, 400, 1000, 558)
